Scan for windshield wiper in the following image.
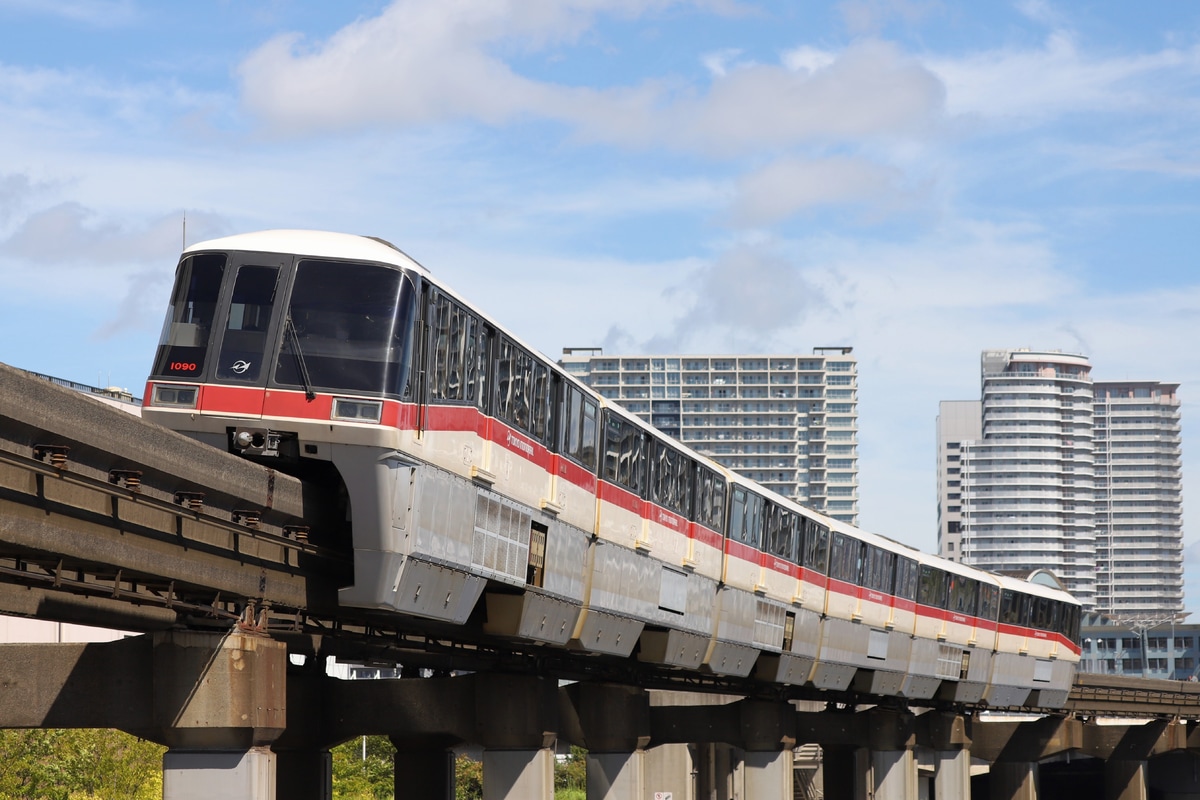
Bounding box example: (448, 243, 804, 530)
(284, 315, 316, 402)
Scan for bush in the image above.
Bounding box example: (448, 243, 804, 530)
(331, 736, 396, 800)
(0, 728, 163, 800)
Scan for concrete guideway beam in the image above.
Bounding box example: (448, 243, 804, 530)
(0, 629, 286, 748)
(0, 361, 324, 623)
(0, 629, 287, 800)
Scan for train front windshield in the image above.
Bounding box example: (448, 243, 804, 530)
(152, 252, 418, 398)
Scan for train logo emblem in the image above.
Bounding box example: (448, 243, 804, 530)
(231, 360, 252, 374)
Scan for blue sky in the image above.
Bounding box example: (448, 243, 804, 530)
(2, 0, 1199, 610)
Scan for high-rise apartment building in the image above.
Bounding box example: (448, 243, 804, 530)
(937, 350, 1184, 618)
(1093, 381, 1184, 618)
(560, 348, 859, 524)
(935, 400, 982, 561)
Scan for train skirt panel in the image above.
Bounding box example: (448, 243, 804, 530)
(705, 586, 761, 676)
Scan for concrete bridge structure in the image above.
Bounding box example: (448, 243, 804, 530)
(2, 629, 1200, 799)
(1, 365, 1199, 798)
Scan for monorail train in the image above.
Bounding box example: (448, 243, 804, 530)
(142, 230, 1081, 708)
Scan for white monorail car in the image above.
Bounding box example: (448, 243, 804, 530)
(142, 230, 1081, 707)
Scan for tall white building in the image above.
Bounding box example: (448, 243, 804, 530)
(938, 350, 1185, 617)
(560, 348, 859, 524)
(1093, 381, 1184, 619)
(935, 400, 982, 561)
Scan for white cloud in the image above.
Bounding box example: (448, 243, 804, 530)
(782, 45, 837, 74)
(836, 0, 939, 36)
(237, 0, 686, 132)
(656, 41, 944, 154)
(238, 2, 945, 156)
(730, 155, 909, 226)
(701, 48, 744, 78)
(0, 204, 191, 297)
(0, 173, 37, 226)
(927, 32, 1200, 121)
(1014, 0, 1065, 29)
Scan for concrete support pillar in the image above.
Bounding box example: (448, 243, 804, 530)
(935, 748, 971, 800)
(475, 675, 558, 800)
(393, 748, 453, 800)
(163, 748, 275, 799)
(482, 748, 555, 800)
(273, 749, 331, 800)
(154, 631, 286, 800)
(587, 751, 645, 800)
(563, 682, 651, 800)
(1104, 759, 1148, 800)
(867, 709, 917, 800)
(990, 761, 1038, 800)
(927, 713, 972, 800)
(871, 748, 917, 800)
(744, 749, 793, 800)
(644, 743, 696, 800)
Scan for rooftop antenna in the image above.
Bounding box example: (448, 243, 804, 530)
(182, 213, 187, 249)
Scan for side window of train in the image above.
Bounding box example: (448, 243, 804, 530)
(530, 361, 551, 443)
(1031, 596, 1057, 632)
(429, 292, 479, 404)
(1066, 603, 1081, 641)
(999, 589, 1020, 625)
(947, 575, 979, 616)
(917, 565, 948, 609)
(1001, 590, 1036, 628)
(799, 517, 830, 573)
(862, 545, 895, 593)
(710, 473, 727, 534)
(466, 319, 491, 411)
(602, 413, 647, 496)
(429, 292, 452, 400)
(763, 503, 797, 561)
(978, 583, 1001, 620)
(1064, 604, 1081, 642)
(828, 532, 862, 584)
(728, 488, 763, 548)
(495, 337, 543, 436)
(650, 442, 692, 516)
(693, 465, 726, 533)
(560, 385, 598, 469)
(893, 556, 918, 601)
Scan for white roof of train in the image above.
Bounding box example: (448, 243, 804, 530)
(185, 230, 429, 275)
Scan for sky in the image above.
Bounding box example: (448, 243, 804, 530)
(2, 0, 1200, 611)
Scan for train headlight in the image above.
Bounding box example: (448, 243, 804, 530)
(151, 384, 199, 408)
(332, 398, 382, 424)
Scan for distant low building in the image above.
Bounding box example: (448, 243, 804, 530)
(1080, 613, 1197, 681)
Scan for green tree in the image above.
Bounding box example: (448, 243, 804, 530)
(0, 728, 163, 800)
(331, 736, 396, 800)
(555, 746, 587, 800)
(454, 754, 482, 800)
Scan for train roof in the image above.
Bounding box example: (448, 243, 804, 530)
(185, 230, 430, 275)
(992, 570, 1078, 603)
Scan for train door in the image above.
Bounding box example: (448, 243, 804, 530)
(209, 256, 290, 419)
